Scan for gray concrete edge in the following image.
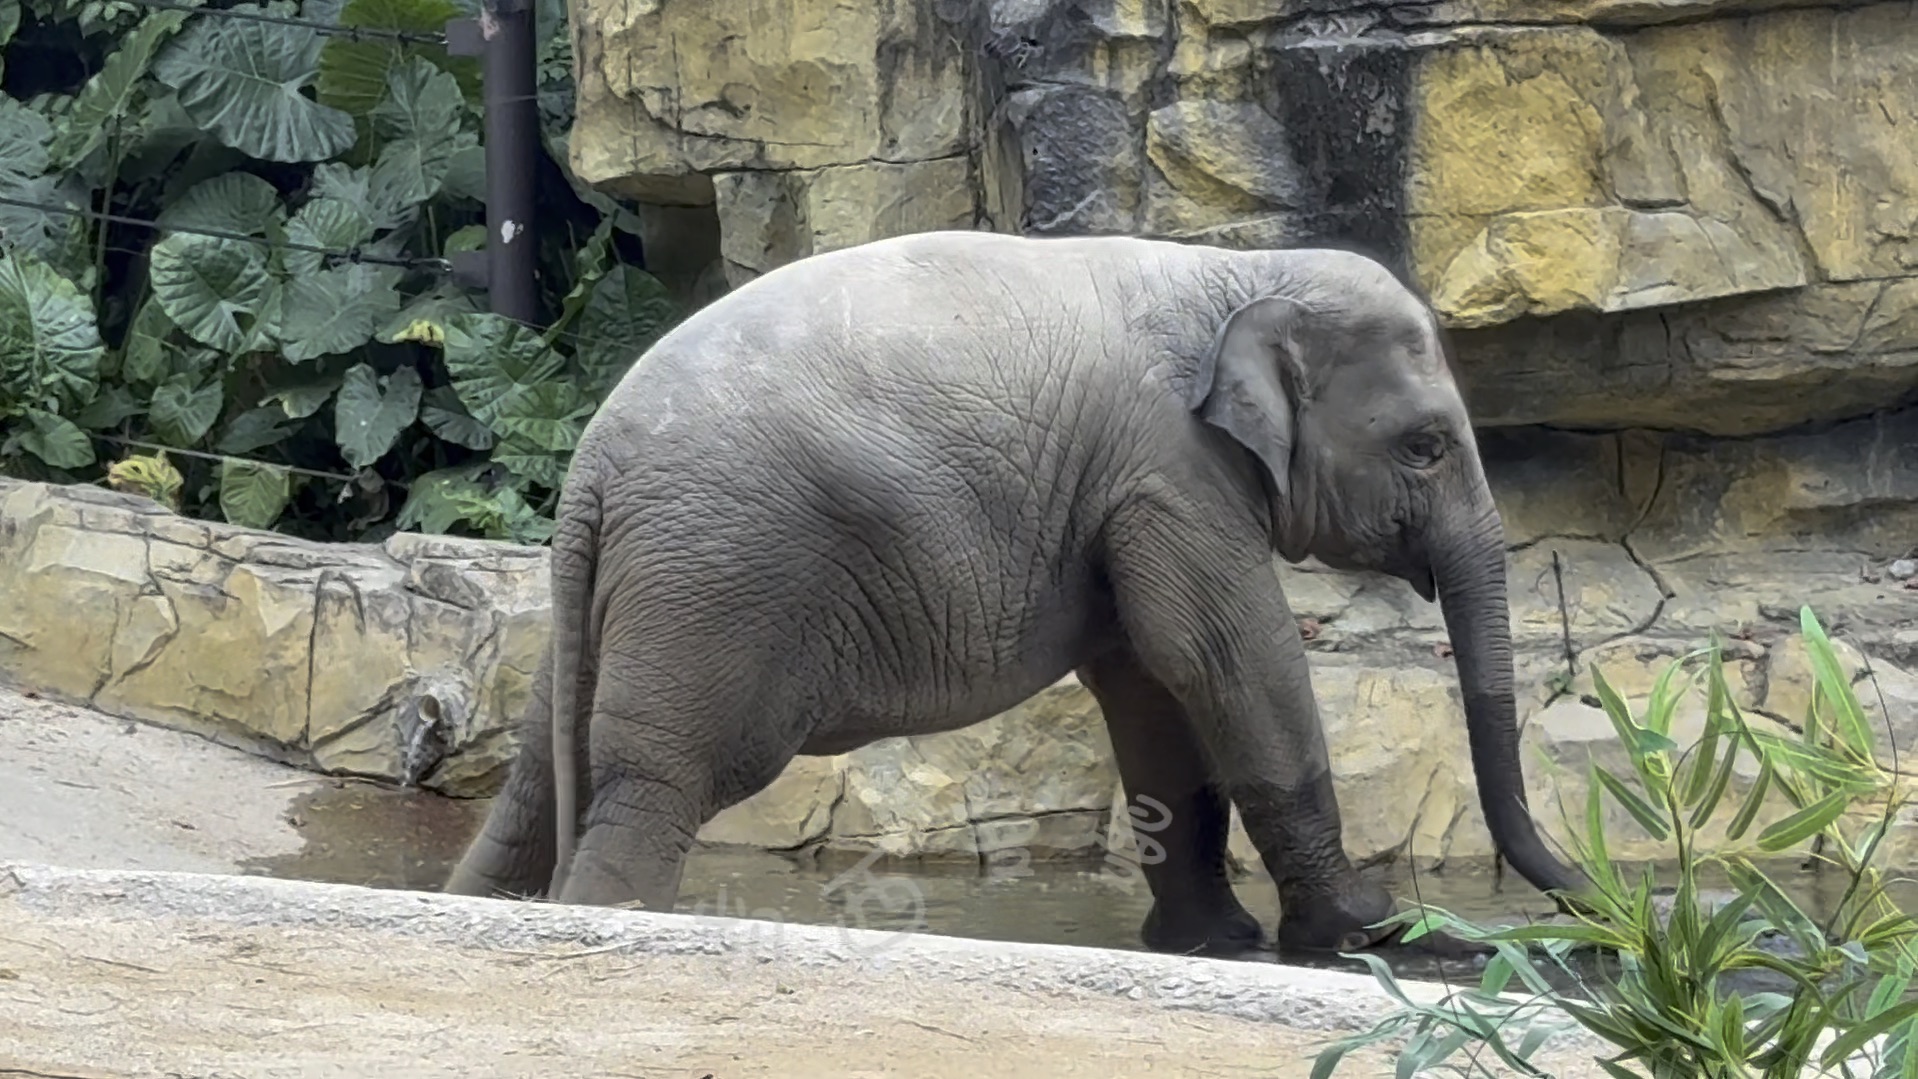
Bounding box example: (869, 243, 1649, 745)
(0, 859, 1605, 1051)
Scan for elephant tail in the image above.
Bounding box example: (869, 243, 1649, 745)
(546, 473, 602, 899)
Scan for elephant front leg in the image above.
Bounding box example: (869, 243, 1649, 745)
(444, 654, 570, 900)
(1079, 648, 1263, 957)
(1102, 520, 1399, 955)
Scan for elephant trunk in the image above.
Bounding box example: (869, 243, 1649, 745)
(1432, 510, 1588, 900)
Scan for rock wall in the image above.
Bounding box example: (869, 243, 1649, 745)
(7, 427, 1917, 869)
(6, 0, 1916, 873)
(549, 0, 1918, 868)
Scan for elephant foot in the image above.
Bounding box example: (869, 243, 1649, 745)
(1141, 899, 1266, 958)
(1274, 878, 1493, 959)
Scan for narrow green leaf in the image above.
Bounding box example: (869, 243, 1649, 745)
(1802, 606, 1876, 759)
(1754, 787, 1851, 853)
(1727, 754, 1773, 841)
(1594, 766, 1672, 841)
(1820, 999, 1918, 1068)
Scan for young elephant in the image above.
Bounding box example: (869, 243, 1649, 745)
(443, 231, 1586, 956)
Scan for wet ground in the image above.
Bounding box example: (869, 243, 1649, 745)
(237, 772, 1917, 996)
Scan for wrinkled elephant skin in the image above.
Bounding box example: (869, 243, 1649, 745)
(443, 232, 1588, 956)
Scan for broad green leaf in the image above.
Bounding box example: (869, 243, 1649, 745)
(575, 264, 679, 396)
(394, 461, 488, 533)
(216, 406, 299, 454)
(419, 384, 493, 449)
(310, 160, 416, 232)
(151, 7, 356, 163)
(72, 383, 142, 429)
(264, 372, 344, 419)
(1755, 787, 1852, 853)
(0, 99, 80, 261)
(441, 142, 485, 201)
(156, 171, 286, 238)
(148, 372, 224, 446)
(448, 483, 554, 544)
(315, 0, 476, 117)
(1594, 766, 1671, 841)
(489, 381, 593, 453)
(0, 93, 51, 180)
(15, 408, 94, 467)
(0, 250, 103, 416)
(121, 294, 177, 386)
(218, 457, 291, 529)
(491, 439, 566, 490)
(439, 311, 565, 426)
(49, 10, 191, 168)
(149, 234, 270, 352)
(444, 224, 485, 255)
(377, 281, 479, 344)
(283, 197, 376, 276)
(276, 264, 403, 363)
(333, 363, 420, 469)
(368, 57, 470, 206)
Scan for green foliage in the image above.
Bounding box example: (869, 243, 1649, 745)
(0, 0, 684, 540)
(1315, 608, 1918, 1079)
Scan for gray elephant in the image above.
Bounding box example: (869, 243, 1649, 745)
(443, 230, 1586, 955)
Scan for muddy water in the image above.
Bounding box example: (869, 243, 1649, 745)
(239, 780, 1909, 990)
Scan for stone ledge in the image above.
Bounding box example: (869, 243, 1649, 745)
(0, 860, 1554, 1037)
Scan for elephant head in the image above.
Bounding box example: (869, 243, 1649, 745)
(1184, 254, 1587, 903)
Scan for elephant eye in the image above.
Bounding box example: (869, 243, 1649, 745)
(1398, 432, 1446, 469)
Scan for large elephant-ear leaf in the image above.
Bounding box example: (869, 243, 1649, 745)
(14, 409, 95, 468)
(0, 96, 81, 260)
(316, 0, 477, 116)
(151, 6, 356, 162)
(333, 362, 421, 469)
(48, 9, 191, 169)
(157, 171, 287, 238)
(575, 264, 680, 398)
(218, 457, 292, 530)
(369, 56, 471, 206)
(0, 249, 104, 416)
(149, 233, 271, 352)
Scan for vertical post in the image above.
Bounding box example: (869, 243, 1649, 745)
(446, 0, 540, 324)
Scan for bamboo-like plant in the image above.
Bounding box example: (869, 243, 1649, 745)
(1314, 607, 1918, 1079)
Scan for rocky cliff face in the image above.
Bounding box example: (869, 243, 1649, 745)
(554, 0, 1918, 866)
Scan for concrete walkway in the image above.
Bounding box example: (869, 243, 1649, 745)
(0, 862, 1613, 1078)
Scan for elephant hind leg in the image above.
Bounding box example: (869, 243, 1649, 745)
(445, 654, 590, 899)
(1078, 646, 1262, 957)
(554, 659, 801, 911)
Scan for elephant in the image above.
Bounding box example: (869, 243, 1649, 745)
(443, 229, 1588, 956)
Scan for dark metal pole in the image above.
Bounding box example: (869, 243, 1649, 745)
(446, 0, 540, 324)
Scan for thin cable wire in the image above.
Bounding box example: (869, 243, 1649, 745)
(0, 195, 451, 273)
(113, 0, 448, 44)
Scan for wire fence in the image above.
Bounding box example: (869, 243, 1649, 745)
(114, 0, 450, 44)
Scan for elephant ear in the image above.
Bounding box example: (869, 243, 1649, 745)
(1185, 294, 1308, 505)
